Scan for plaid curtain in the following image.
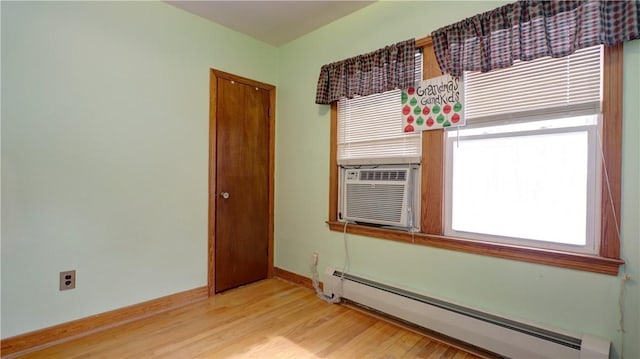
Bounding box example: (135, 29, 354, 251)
(431, 0, 640, 77)
(315, 39, 417, 105)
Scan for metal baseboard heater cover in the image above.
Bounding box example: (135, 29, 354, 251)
(323, 268, 610, 359)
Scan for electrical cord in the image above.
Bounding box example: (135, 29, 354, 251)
(619, 269, 630, 359)
(342, 220, 350, 275)
(310, 259, 341, 304)
(597, 131, 631, 359)
(310, 221, 351, 304)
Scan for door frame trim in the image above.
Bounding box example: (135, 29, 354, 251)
(209, 69, 276, 296)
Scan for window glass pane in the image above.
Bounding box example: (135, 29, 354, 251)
(450, 130, 590, 246)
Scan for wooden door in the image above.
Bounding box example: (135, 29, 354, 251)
(210, 70, 274, 294)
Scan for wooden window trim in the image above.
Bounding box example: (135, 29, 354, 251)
(327, 36, 624, 276)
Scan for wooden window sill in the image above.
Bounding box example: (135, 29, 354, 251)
(326, 221, 624, 275)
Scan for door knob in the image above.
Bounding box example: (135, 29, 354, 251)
(220, 192, 230, 199)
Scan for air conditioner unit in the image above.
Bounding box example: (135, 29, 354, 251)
(340, 165, 419, 229)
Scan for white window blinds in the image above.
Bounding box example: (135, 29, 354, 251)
(464, 45, 602, 126)
(337, 53, 423, 165)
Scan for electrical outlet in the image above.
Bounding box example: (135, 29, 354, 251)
(60, 270, 76, 291)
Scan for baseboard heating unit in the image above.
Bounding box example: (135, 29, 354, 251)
(323, 268, 610, 359)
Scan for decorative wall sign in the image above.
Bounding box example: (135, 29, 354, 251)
(401, 74, 465, 132)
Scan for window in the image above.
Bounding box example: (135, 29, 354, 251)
(337, 53, 423, 165)
(446, 117, 599, 253)
(444, 46, 603, 254)
(335, 53, 423, 231)
(337, 91, 421, 165)
(328, 37, 624, 275)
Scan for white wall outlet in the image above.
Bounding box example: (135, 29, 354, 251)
(60, 270, 76, 291)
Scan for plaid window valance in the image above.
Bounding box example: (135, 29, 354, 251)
(431, 0, 640, 77)
(315, 39, 417, 105)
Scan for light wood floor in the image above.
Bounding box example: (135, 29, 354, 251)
(18, 279, 481, 358)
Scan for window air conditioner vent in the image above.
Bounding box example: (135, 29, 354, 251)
(359, 170, 407, 181)
(341, 166, 418, 229)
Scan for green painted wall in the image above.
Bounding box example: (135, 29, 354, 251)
(275, 2, 640, 359)
(2, 1, 638, 358)
(1, 1, 277, 338)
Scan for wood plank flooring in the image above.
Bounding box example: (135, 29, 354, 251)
(16, 279, 481, 358)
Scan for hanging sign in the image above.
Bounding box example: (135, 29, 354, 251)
(401, 74, 465, 132)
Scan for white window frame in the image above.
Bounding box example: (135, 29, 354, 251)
(443, 45, 604, 255)
(444, 121, 601, 254)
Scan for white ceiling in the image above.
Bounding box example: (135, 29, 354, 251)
(166, 1, 375, 46)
